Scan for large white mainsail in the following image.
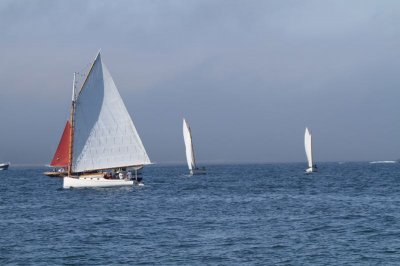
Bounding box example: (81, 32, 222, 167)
(304, 127, 314, 172)
(304, 127, 313, 169)
(71, 52, 150, 173)
(183, 119, 196, 170)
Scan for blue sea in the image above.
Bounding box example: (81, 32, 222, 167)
(1, 162, 400, 265)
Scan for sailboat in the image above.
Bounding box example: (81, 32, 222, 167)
(183, 119, 206, 175)
(44, 120, 71, 177)
(63, 52, 151, 188)
(304, 127, 317, 173)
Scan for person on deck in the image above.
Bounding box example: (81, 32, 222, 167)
(127, 171, 132, 180)
(118, 172, 125, 179)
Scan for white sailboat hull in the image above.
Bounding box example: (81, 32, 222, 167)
(305, 167, 317, 173)
(63, 175, 134, 189)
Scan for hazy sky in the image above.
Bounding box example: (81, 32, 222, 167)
(1, 0, 400, 165)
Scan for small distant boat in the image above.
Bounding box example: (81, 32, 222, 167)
(369, 161, 397, 164)
(304, 127, 317, 173)
(0, 162, 10, 170)
(61, 52, 151, 188)
(43, 120, 71, 177)
(183, 119, 206, 175)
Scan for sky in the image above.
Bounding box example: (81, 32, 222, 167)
(1, 0, 400, 165)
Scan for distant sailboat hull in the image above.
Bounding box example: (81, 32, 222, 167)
(44, 171, 67, 177)
(0, 163, 10, 170)
(190, 167, 207, 175)
(63, 175, 135, 189)
(305, 167, 317, 174)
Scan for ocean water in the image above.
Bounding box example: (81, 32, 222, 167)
(1, 162, 400, 265)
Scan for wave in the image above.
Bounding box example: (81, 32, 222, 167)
(369, 161, 397, 164)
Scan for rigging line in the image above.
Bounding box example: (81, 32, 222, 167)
(73, 62, 91, 93)
(77, 62, 91, 75)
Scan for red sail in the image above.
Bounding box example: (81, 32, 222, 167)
(50, 121, 71, 167)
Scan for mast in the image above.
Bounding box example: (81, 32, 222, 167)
(67, 52, 100, 175)
(68, 72, 76, 176)
(310, 129, 313, 167)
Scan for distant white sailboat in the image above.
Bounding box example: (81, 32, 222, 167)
(304, 127, 317, 173)
(183, 119, 206, 175)
(63, 52, 151, 188)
